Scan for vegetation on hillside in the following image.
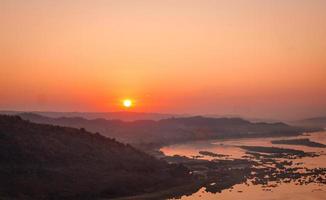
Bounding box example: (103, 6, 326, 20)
(0, 115, 191, 199)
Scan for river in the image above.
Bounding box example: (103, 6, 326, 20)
(161, 131, 326, 200)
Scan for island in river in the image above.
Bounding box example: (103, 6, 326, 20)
(272, 138, 326, 148)
(158, 131, 326, 200)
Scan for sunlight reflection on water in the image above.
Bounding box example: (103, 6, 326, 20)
(162, 131, 326, 200)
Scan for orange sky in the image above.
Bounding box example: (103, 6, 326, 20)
(1, 0, 326, 120)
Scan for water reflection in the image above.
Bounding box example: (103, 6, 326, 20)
(161, 131, 326, 200)
(174, 182, 326, 200)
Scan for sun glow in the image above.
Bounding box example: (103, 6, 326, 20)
(122, 99, 133, 108)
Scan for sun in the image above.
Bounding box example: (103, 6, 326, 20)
(122, 99, 133, 108)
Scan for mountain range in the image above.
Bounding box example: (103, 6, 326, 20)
(0, 111, 181, 121)
(12, 112, 318, 147)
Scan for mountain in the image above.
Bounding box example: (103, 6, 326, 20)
(0, 115, 191, 199)
(292, 116, 326, 129)
(16, 113, 316, 146)
(0, 111, 181, 121)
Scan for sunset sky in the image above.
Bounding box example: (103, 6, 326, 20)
(1, 0, 325, 120)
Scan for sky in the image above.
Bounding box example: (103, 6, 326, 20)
(0, 0, 326, 120)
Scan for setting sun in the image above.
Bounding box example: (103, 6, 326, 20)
(1, 1, 326, 199)
(122, 99, 133, 108)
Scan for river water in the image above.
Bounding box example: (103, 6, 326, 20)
(161, 131, 326, 200)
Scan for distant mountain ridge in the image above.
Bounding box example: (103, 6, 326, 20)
(0, 111, 182, 121)
(14, 112, 317, 146)
(291, 116, 326, 129)
(302, 116, 326, 122)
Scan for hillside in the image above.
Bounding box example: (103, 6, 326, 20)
(16, 113, 317, 146)
(0, 115, 191, 199)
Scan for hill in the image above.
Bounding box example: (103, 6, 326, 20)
(16, 113, 317, 146)
(0, 115, 190, 199)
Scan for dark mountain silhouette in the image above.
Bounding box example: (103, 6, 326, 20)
(16, 113, 316, 146)
(0, 115, 191, 199)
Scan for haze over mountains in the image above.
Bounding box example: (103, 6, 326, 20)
(6, 112, 318, 147)
(0, 111, 181, 121)
(291, 117, 326, 129)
